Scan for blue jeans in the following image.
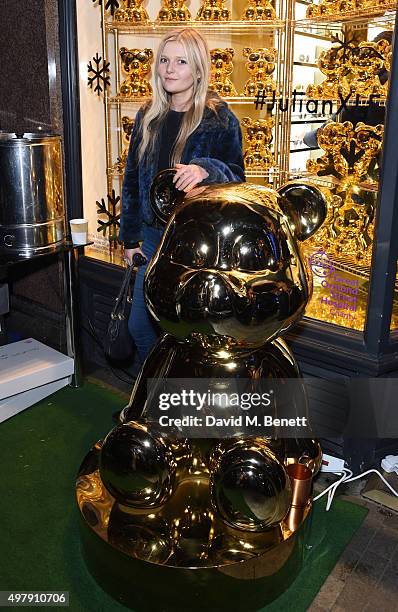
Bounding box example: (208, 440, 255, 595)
(128, 225, 164, 363)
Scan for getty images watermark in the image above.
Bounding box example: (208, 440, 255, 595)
(158, 388, 307, 429)
(143, 378, 398, 439)
(146, 379, 310, 438)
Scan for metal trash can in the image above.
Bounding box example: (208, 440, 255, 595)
(0, 133, 66, 261)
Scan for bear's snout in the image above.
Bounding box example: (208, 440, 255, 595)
(177, 271, 234, 321)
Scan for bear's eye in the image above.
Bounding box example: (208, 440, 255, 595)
(232, 231, 280, 272)
(249, 53, 260, 62)
(168, 223, 215, 268)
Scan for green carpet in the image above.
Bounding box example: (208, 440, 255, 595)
(0, 382, 367, 611)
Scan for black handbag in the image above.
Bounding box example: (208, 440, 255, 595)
(103, 253, 147, 362)
(103, 264, 135, 362)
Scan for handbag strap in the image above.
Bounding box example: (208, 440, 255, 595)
(111, 265, 134, 318)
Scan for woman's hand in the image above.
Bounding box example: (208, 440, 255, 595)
(173, 163, 209, 193)
(124, 246, 145, 266)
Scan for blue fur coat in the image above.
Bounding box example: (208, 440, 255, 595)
(119, 102, 245, 246)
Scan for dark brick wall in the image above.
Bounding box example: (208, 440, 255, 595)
(0, 0, 66, 350)
(0, 1, 51, 132)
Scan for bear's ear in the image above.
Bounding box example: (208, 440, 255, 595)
(277, 182, 327, 241)
(150, 169, 186, 224)
(243, 47, 252, 57)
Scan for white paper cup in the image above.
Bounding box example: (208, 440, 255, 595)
(69, 218, 88, 245)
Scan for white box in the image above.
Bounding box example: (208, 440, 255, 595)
(0, 338, 74, 422)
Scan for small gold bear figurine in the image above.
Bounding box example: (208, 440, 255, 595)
(114, 0, 150, 23)
(196, 0, 230, 21)
(114, 116, 135, 172)
(306, 0, 347, 17)
(306, 44, 351, 100)
(242, 47, 278, 97)
(156, 0, 191, 21)
(306, 120, 384, 182)
(119, 47, 153, 98)
(306, 122, 352, 179)
(242, 0, 276, 20)
(349, 40, 390, 99)
(209, 48, 238, 97)
(353, 122, 384, 180)
(241, 116, 276, 170)
(305, 120, 384, 264)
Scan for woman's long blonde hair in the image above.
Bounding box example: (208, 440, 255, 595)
(137, 28, 221, 166)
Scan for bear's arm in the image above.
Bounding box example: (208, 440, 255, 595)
(190, 111, 245, 184)
(119, 109, 144, 247)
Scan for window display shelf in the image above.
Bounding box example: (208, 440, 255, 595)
(294, 61, 319, 67)
(295, 7, 397, 30)
(105, 20, 285, 34)
(294, 30, 333, 40)
(108, 95, 276, 106)
(244, 168, 280, 178)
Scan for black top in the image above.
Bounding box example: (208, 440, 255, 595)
(157, 109, 185, 172)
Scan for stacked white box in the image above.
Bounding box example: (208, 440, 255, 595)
(0, 338, 74, 423)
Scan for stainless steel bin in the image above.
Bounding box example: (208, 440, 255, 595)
(0, 133, 65, 261)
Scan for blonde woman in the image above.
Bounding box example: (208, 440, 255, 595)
(119, 28, 245, 361)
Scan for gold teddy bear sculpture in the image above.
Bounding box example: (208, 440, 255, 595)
(114, 0, 150, 22)
(242, 0, 276, 20)
(241, 116, 276, 170)
(242, 47, 278, 97)
(196, 0, 230, 20)
(349, 40, 391, 99)
(119, 47, 153, 98)
(209, 48, 238, 97)
(306, 121, 384, 182)
(306, 44, 351, 100)
(156, 0, 191, 21)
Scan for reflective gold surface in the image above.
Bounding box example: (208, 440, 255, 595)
(242, 0, 276, 21)
(77, 174, 323, 607)
(77, 442, 311, 570)
(209, 440, 292, 531)
(156, 0, 191, 22)
(209, 48, 238, 97)
(146, 177, 327, 347)
(242, 47, 278, 97)
(304, 122, 383, 268)
(306, 121, 384, 184)
(306, 0, 393, 18)
(112, 115, 134, 173)
(306, 37, 391, 101)
(114, 0, 150, 23)
(124, 334, 302, 419)
(242, 116, 276, 170)
(119, 47, 153, 98)
(196, 0, 230, 21)
(306, 43, 350, 100)
(350, 40, 391, 98)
